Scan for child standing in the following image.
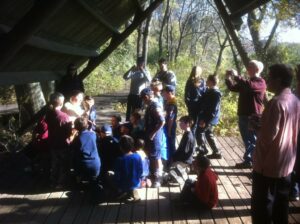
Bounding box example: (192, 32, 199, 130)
(180, 155, 218, 209)
(83, 96, 97, 131)
(114, 135, 143, 202)
(141, 87, 165, 187)
(162, 85, 177, 162)
(198, 75, 222, 159)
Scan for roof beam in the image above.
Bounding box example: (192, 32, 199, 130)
(0, 71, 64, 86)
(0, 0, 68, 68)
(214, 0, 250, 67)
(229, 0, 270, 20)
(133, 0, 145, 14)
(76, 0, 120, 35)
(0, 24, 99, 57)
(78, 0, 163, 80)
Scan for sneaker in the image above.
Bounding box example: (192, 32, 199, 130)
(235, 161, 252, 169)
(195, 146, 208, 156)
(169, 170, 184, 185)
(131, 189, 141, 202)
(207, 153, 222, 159)
(175, 165, 189, 181)
(152, 181, 161, 188)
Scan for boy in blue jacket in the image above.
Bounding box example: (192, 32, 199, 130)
(114, 135, 143, 202)
(198, 74, 222, 159)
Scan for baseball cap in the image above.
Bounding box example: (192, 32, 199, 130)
(101, 124, 112, 134)
(140, 87, 153, 98)
(164, 85, 175, 93)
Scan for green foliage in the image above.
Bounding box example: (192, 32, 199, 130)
(83, 35, 136, 96)
(0, 86, 16, 104)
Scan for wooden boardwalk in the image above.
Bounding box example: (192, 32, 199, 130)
(0, 92, 299, 223)
(0, 135, 300, 224)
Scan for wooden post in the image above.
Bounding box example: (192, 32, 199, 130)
(78, 0, 163, 80)
(0, 0, 68, 68)
(213, 0, 250, 67)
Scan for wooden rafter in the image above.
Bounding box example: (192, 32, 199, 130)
(229, 0, 270, 20)
(214, 0, 250, 67)
(76, 0, 121, 35)
(0, 71, 64, 86)
(0, 0, 68, 68)
(0, 24, 99, 57)
(134, 0, 145, 13)
(78, 0, 163, 80)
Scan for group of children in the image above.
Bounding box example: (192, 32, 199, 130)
(24, 68, 220, 208)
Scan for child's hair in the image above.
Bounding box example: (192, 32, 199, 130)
(207, 74, 219, 86)
(196, 154, 211, 169)
(179, 115, 193, 126)
(120, 122, 132, 134)
(74, 117, 88, 131)
(119, 135, 134, 153)
(84, 95, 94, 101)
(134, 138, 145, 150)
(131, 112, 141, 121)
(193, 76, 203, 84)
(112, 115, 122, 123)
(189, 66, 203, 80)
(49, 92, 64, 107)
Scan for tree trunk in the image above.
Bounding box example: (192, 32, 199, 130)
(137, 25, 143, 58)
(142, 12, 153, 66)
(215, 36, 228, 74)
(14, 83, 46, 126)
(158, 0, 170, 57)
(40, 80, 55, 102)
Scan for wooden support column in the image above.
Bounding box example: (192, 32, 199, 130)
(214, 0, 250, 67)
(0, 0, 68, 68)
(78, 0, 163, 80)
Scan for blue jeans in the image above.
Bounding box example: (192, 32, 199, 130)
(238, 116, 256, 163)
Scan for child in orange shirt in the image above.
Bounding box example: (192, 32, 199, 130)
(180, 154, 218, 209)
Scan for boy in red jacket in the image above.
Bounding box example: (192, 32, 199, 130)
(180, 154, 218, 209)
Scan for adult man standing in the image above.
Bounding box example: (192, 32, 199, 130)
(251, 64, 300, 224)
(123, 57, 151, 121)
(225, 60, 266, 168)
(153, 58, 176, 88)
(56, 63, 85, 101)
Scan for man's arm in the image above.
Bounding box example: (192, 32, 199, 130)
(123, 66, 136, 80)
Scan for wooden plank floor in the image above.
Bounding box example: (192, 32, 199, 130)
(0, 136, 299, 224)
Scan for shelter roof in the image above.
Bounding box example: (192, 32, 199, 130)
(0, 0, 270, 86)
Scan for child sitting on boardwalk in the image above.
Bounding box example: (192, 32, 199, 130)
(165, 116, 195, 185)
(72, 117, 101, 183)
(180, 155, 218, 209)
(114, 135, 143, 202)
(96, 124, 121, 184)
(72, 117, 102, 200)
